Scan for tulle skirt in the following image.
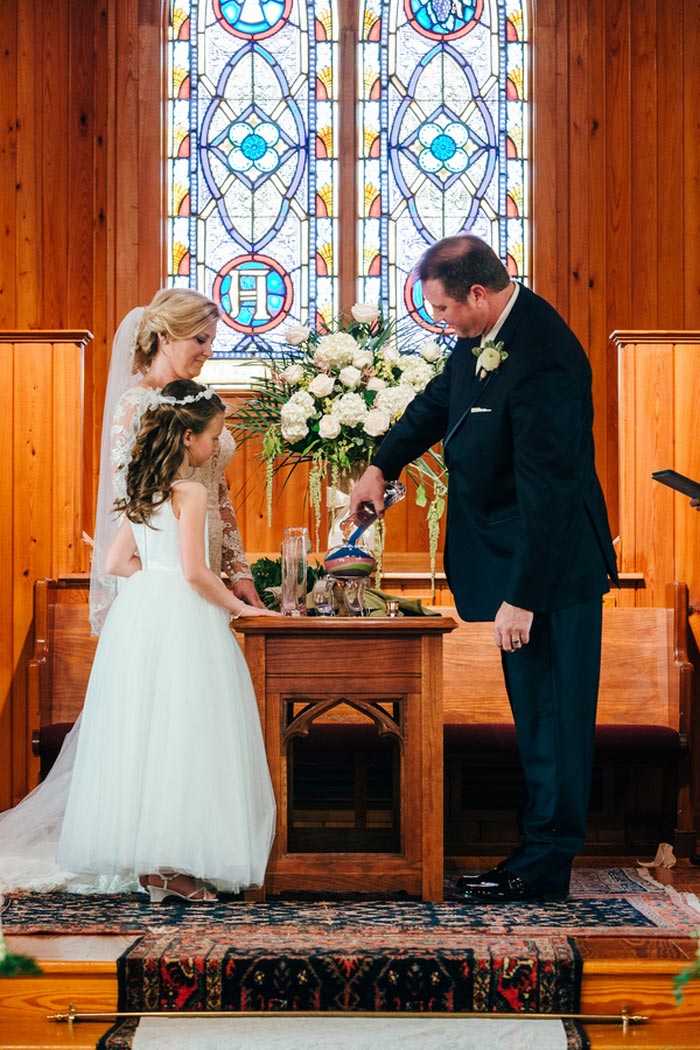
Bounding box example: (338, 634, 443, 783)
(0, 570, 275, 894)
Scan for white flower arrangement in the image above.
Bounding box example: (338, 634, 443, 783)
(233, 304, 451, 571)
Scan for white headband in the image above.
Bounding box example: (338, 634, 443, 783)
(142, 386, 217, 409)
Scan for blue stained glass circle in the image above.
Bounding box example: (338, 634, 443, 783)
(216, 0, 291, 39)
(242, 133, 267, 161)
(404, 0, 480, 39)
(431, 133, 457, 161)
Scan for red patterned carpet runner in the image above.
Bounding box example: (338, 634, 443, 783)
(113, 931, 582, 1014)
(97, 932, 587, 1049)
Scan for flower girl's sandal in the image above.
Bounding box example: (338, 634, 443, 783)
(141, 872, 217, 904)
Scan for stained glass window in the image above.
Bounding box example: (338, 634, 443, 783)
(359, 0, 528, 332)
(167, 1, 339, 369)
(166, 1, 529, 363)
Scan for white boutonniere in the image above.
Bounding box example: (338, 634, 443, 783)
(472, 339, 508, 380)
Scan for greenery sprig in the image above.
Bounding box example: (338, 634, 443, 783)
(0, 914, 41, 976)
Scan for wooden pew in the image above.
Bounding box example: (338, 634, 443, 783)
(439, 583, 695, 857)
(25, 576, 695, 856)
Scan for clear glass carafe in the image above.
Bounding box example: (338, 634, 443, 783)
(280, 526, 309, 616)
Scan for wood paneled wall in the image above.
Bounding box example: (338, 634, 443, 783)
(1, 0, 700, 806)
(532, 0, 700, 532)
(615, 331, 700, 608)
(0, 333, 90, 806)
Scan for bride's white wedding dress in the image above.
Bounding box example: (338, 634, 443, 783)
(0, 498, 275, 895)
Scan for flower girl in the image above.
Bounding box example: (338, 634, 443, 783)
(0, 380, 276, 902)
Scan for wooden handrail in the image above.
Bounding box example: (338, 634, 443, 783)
(0, 330, 93, 346)
(610, 330, 700, 347)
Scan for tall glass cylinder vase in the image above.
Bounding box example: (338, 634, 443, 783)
(326, 463, 374, 550)
(280, 526, 309, 617)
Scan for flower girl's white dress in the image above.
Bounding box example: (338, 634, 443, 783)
(0, 497, 275, 895)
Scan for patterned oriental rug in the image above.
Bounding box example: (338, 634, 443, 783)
(114, 931, 582, 1014)
(2, 868, 698, 938)
(97, 933, 587, 1049)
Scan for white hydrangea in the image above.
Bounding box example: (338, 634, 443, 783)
(366, 376, 387, 392)
(280, 416, 309, 443)
(338, 365, 362, 389)
(334, 391, 369, 427)
(314, 333, 358, 371)
(363, 408, 391, 437)
(308, 373, 335, 398)
(398, 355, 435, 392)
(319, 414, 341, 439)
(279, 392, 316, 442)
(286, 390, 316, 417)
(375, 384, 416, 420)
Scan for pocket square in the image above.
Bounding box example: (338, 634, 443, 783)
(470, 406, 492, 414)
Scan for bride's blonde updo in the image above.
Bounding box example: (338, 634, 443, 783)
(132, 288, 221, 374)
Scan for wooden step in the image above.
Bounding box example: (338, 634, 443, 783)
(1, 934, 699, 1049)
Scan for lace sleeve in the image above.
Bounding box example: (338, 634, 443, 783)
(219, 478, 253, 582)
(110, 386, 153, 501)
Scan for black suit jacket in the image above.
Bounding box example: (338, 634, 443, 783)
(372, 285, 618, 621)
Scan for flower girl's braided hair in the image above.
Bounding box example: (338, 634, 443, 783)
(131, 288, 221, 374)
(115, 379, 225, 525)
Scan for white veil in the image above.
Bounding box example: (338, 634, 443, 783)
(89, 307, 144, 635)
(0, 308, 148, 893)
(0, 307, 153, 891)
(0, 718, 136, 893)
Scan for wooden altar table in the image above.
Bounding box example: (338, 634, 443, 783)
(235, 615, 457, 902)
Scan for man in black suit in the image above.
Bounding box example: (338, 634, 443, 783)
(349, 234, 618, 902)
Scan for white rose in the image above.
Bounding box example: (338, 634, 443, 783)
(420, 339, 442, 363)
(476, 346, 503, 373)
(314, 333, 357, 370)
(335, 391, 368, 427)
(366, 377, 387, 392)
(352, 349, 373, 369)
(351, 303, 379, 325)
(285, 324, 311, 346)
(308, 373, 335, 398)
(363, 408, 391, 437)
(319, 414, 341, 439)
(280, 364, 303, 385)
(382, 346, 400, 365)
(339, 365, 362, 389)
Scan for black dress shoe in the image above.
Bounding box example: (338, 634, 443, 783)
(455, 848, 528, 889)
(462, 870, 568, 903)
(456, 865, 506, 889)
